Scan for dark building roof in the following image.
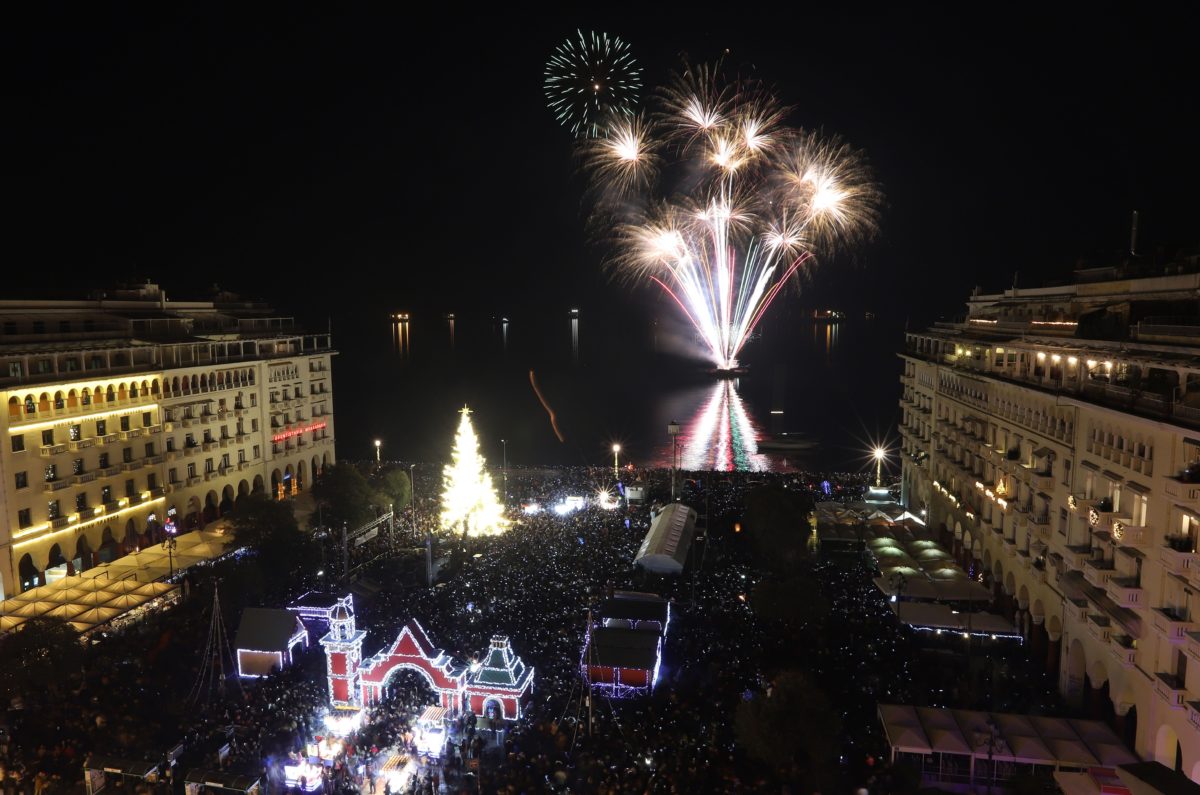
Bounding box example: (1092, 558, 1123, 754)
(235, 608, 304, 652)
(600, 592, 669, 625)
(585, 627, 660, 670)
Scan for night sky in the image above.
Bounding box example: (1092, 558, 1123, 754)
(13, 8, 1198, 329)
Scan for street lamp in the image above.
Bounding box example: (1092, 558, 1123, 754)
(374, 439, 382, 463)
(873, 446, 886, 488)
(667, 421, 681, 499)
(611, 443, 621, 482)
(162, 520, 178, 579)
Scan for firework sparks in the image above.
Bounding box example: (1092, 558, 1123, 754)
(586, 62, 879, 370)
(545, 30, 643, 138)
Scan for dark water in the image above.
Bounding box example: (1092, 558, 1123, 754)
(333, 306, 905, 473)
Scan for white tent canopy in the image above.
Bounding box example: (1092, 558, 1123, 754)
(1, 530, 233, 635)
(635, 504, 696, 575)
(879, 704, 1137, 769)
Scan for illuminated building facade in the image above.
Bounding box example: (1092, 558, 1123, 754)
(0, 284, 336, 597)
(898, 259, 1200, 773)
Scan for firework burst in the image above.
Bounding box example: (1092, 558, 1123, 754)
(585, 62, 880, 370)
(545, 30, 643, 138)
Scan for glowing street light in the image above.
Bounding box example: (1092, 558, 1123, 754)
(612, 443, 621, 481)
(873, 446, 887, 487)
(374, 438, 382, 463)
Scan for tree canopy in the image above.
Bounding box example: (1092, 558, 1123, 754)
(372, 466, 412, 511)
(310, 463, 383, 531)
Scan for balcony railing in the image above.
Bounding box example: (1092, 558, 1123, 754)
(1111, 521, 1151, 547)
(1161, 542, 1199, 577)
(1109, 634, 1137, 668)
(1151, 608, 1195, 643)
(1165, 478, 1200, 503)
(1086, 614, 1111, 643)
(1154, 673, 1187, 709)
(1083, 558, 1115, 589)
(1105, 577, 1143, 609)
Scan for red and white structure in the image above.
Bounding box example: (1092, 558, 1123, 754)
(318, 594, 534, 720)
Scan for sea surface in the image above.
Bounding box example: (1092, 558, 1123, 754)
(330, 305, 906, 474)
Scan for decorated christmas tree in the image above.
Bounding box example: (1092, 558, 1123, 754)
(441, 406, 509, 536)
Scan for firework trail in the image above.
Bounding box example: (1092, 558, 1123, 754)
(583, 62, 880, 370)
(529, 370, 565, 442)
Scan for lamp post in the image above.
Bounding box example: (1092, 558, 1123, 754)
(374, 439, 382, 464)
(668, 421, 681, 500)
(162, 521, 178, 579)
(611, 443, 621, 482)
(873, 446, 886, 488)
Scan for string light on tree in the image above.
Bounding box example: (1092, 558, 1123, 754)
(441, 406, 509, 537)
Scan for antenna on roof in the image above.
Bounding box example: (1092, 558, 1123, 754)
(1129, 210, 1139, 257)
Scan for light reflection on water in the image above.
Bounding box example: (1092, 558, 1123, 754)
(653, 380, 776, 472)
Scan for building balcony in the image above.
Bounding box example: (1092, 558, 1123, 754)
(1086, 614, 1111, 643)
(50, 516, 71, 529)
(68, 438, 95, 451)
(119, 428, 143, 440)
(72, 472, 97, 485)
(120, 460, 143, 472)
(1110, 521, 1151, 548)
(203, 471, 217, 481)
(202, 441, 218, 452)
(39, 443, 68, 457)
(185, 475, 202, 486)
(219, 437, 232, 448)
(1161, 542, 1199, 577)
(1105, 577, 1143, 610)
(1186, 632, 1200, 664)
(1154, 673, 1187, 710)
(236, 461, 249, 471)
(145, 454, 164, 466)
(1067, 598, 1089, 624)
(217, 409, 229, 421)
(180, 417, 194, 428)
(1030, 472, 1055, 491)
(43, 478, 71, 493)
(100, 465, 121, 477)
(1151, 608, 1195, 644)
(1109, 634, 1137, 668)
(1067, 493, 1100, 514)
(183, 446, 198, 457)
(200, 413, 216, 424)
(1064, 546, 1093, 573)
(1188, 702, 1200, 732)
(165, 450, 180, 462)
(234, 407, 247, 418)
(1083, 557, 1116, 588)
(147, 424, 163, 434)
(98, 433, 119, 445)
(1165, 477, 1200, 504)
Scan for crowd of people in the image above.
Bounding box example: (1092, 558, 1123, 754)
(2, 462, 1021, 794)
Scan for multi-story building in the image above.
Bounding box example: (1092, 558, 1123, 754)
(898, 256, 1200, 776)
(0, 284, 336, 598)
